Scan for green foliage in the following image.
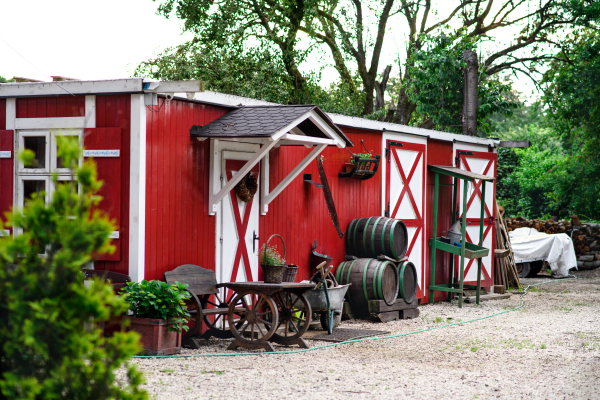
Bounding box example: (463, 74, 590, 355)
(543, 29, 600, 154)
(121, 280, 191, 333)
(350, 153, 373, 164)
(0, 136, 146, 399)
(406, 32, 519, 133)
(0, 75, 15, 83)
(259, 244, 285, 266)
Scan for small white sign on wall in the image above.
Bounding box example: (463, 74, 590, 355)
(83, 150, 120, 157)
(108, 231, 119, 239)
(0, 151, 11, 158)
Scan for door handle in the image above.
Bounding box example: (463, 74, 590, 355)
(253, 230, 259, 253)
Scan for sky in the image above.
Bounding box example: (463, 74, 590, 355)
(1, 0, 540, 102)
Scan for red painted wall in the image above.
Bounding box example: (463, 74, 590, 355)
(16, 97, 85, 118)
(93, 95, 131, 275)
(260, 127, 382, 282)
(424, 139, 454, 303)
(144, 98, 228, 281)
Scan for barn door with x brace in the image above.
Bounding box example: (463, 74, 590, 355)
(455, 150, 496, 287)
(220, 156, 260, 287)
(385, 140, 426, 299)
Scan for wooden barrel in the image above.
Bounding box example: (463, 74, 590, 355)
(336, 258, 399, 308)
(346, 217, 408, 259)
(397, 261, 418, 304)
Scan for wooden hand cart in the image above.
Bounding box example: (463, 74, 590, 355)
(222, 282, 316, 352)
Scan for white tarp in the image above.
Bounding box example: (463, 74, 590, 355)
(509, 227, 577, 278)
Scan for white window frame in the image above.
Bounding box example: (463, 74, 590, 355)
(51, 130, 84, 173)
(15, 129, 84, 212)
(18, 131, 50, 174)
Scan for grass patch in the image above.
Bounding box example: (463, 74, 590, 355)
(160, 369, 175, 373)
(201, 370, 225, 375)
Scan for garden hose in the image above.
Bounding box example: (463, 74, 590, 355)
(131, 275, 578, 359)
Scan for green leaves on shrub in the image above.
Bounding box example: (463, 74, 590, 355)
(259, 244, 285, 266)
(121, 280, 191, 333)
(0, 136, 147, 399)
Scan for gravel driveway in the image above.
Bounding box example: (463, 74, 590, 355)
(131, 268, 600, 399)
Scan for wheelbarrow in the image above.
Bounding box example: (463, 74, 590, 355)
(302, 284, 350, 334)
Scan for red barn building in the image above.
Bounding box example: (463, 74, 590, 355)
(0, 78, 497, 304)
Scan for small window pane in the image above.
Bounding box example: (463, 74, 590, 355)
(23, 180, 46, 204)
(24, 137, 46, 169)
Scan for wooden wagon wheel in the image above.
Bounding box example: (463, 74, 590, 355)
(228, 290, 279, 345)
(201, 289, 247, 339)
(267, 292, 311, 342)
(182, 290, 203, 340)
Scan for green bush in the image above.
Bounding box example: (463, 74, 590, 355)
(0, 137, 147, 399)
(121, 280, 191, 333)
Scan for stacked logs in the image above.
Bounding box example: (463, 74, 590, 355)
(504, 215, 600, 270)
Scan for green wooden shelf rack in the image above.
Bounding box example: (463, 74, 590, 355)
(428, 165, 495, 308)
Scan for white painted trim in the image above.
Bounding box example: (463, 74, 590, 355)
(263, 144, 327, 210)
(208, 139, 219, 216)
(144, 80, 203, 93)
(18, 131, 50, 174)
(129, 94, 146, 283)
(15, 117, 86, 130)
(279, 133, 335, 145)
(6, 98, 15, 129)
(260, 153, 270, 215)
(452, 142, 491, 167)
(85, 96, 96, 128)
(50, 130, 84, 174)
(307, 112, 347, 148)
(0, 79, 143, 97)
(187, 91, 277, 107)
(330, 113, 497, 147)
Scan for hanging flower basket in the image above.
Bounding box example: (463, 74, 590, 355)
(339, 154, 381, 180)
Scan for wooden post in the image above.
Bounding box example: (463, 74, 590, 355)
(463, 50, 479, 136)
(476, 181, 486, 305)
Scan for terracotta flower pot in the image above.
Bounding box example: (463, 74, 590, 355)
(345, 163, 354, 173)
(123, 316, 182, 356)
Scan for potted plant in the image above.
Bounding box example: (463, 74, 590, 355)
(120, 280, 191, 355)
(259, 234, 287, 283)
(346, 153, 373, 172)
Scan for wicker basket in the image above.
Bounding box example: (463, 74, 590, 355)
(283, 264, 298, 282)
(260, 234, 287, 284)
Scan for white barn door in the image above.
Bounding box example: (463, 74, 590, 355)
(386, 140, 426, 299)
(219, 153, 260, 285)
(455, 150, 496, 287)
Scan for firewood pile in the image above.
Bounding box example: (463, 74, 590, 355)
(504, 215, 600, 269)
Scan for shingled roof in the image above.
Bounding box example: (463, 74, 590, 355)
(190, 105, 353, 147)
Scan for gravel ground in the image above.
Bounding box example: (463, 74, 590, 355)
(130, 268, 600, 399)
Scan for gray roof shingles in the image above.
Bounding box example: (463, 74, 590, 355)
(190, 105, 353, 147)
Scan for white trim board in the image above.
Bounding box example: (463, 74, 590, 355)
(129, 94, 147, 282)
(0, 79, 143, 98)
(14, 117, 86, 130)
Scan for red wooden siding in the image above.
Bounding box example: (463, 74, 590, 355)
(425, 139, 454, 303)
(85, 128, 122, 261)
(144, 98, 228, 281)
(260, 127, 382, 282)
(16, 96, 85, 118)
(0, 130, 13, 230)
(93, 95, 131, 274)
(0, 99, 6, 129)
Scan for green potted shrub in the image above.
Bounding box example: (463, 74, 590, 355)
(121, 280, 191, 355)
(259, 234, 287, 283)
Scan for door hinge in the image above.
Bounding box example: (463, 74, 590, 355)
(385, 202, 390, 217)
(385, 147, 390, 161)
(458, 151, 474, 156)
(220, 174, 223, 181)
(219, 237, 223, 244)
(454, 156, 460, 167)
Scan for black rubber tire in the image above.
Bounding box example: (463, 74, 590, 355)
(530, 261, 544, 276)
(320, 312, 341, 332)
(516, 262, 531, 278)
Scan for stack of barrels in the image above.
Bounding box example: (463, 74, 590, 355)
(335, 217, 418, 317)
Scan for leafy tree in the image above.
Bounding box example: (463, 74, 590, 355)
(0, 137, 147, 400)
(543, 28, 600, 153)
(153, 0, 591, 121)
(405, 32, 518, 133)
